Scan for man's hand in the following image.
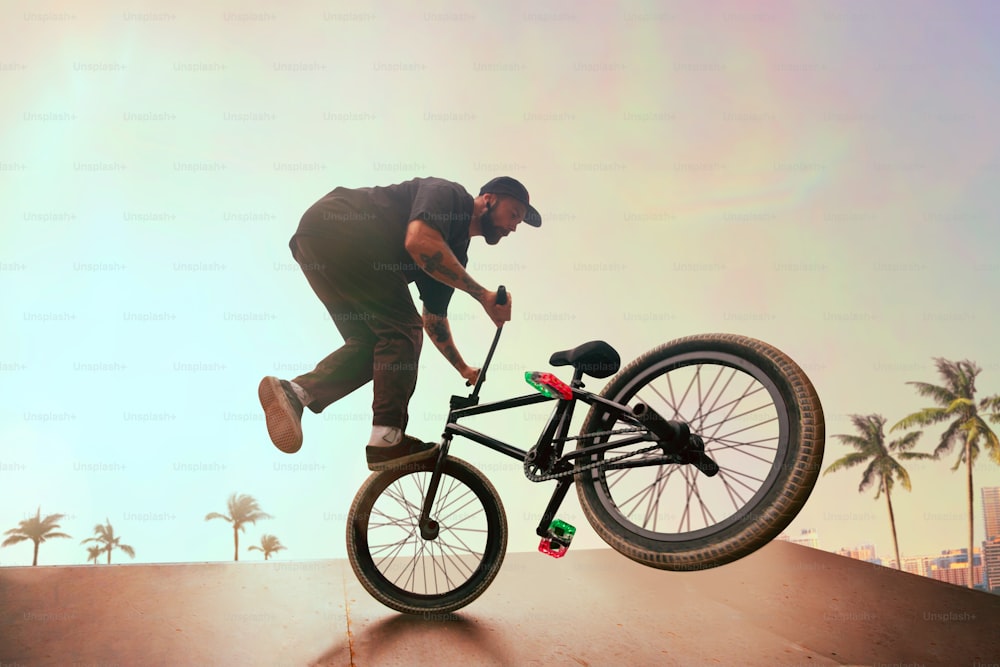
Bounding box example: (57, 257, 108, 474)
(479, 288, 512, 328)
(460, 365, 481, 386)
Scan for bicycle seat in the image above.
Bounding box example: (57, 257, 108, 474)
(549, 340, 620, 379)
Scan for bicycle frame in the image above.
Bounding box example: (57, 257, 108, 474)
(417, 365, 658, 541)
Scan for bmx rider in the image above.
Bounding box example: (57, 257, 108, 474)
(259, 176, 542, 470)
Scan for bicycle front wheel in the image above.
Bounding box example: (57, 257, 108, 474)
(575, 333, 824, 571)
(346, 456, 507, 615)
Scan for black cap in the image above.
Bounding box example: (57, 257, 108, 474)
(479, 176, 542, 227)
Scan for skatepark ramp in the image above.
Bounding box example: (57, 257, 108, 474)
(2, 541, 998, 666)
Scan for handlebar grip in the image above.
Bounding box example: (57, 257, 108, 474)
(496, 285, 507, 306)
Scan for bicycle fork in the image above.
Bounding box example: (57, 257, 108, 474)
(417, 437, 452, 541)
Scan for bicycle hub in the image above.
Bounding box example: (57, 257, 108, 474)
(419, 518, 440, 541)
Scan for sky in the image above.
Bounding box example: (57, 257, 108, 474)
(2, 0, 1000, 569)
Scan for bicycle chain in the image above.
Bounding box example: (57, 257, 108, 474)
(523, 427, 665, 482)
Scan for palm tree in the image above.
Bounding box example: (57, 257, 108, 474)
(86, 545, 103, 564)
(1, 507, 72, 566)
(824, 414, 932, 571)
(892, 358, 1000, 588)
(81, 519, 136, 565)
(248, 534, 286, 560)
(205, 493, 273, 561)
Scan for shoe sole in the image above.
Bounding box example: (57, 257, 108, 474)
(367, 443, 440, 472)
(258, 376, 303, 454)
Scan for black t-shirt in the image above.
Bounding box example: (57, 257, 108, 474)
(293, 177, 474, 316)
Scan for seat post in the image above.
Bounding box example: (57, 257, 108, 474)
(571, 367, 585, 388)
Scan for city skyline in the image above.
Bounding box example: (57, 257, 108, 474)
(780, 484, 1000, 592)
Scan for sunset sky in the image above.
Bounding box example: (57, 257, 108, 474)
(2, 0, 999, 568)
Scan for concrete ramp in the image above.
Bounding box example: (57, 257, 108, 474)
(2, 542, 998, 666)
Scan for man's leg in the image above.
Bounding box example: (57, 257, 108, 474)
(290, 234, 424, 428)
(262, 232, 433, 467)
(292, 234, 437, 469)
(260, 232, 380, 454)
(289, 235, 377, 414)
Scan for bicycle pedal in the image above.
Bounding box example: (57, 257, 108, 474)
(525, 371, 573, 400)
(538, 519, 576, 558)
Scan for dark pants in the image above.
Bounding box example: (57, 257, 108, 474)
(289, 231, 423, 431)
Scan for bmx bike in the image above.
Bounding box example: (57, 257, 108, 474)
(346, 287, 825, 614)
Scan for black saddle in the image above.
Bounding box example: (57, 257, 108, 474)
(549, 340, 620, 379)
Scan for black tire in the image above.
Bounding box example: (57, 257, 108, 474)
(346, 456, 508, 615)
(575, 333, 824, 571)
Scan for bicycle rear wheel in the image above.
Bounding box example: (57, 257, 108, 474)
(575, 333, 824, 571)
(346, 456, 507, 614)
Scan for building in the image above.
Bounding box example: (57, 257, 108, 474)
(837, 543, 879, 564)
(776, 528, 819, 549)
(885, 555, 934, 576)
(927, 548, 984, 588)
(983, 487, 1000, 541)
(982, 538, 1000, 594)
(983, 487, 1000, 593)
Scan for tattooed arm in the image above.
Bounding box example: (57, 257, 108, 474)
(422, 306, 480, 385)
(405, 219, 511, 327)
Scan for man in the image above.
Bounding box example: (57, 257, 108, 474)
(259, 176, 542, 471)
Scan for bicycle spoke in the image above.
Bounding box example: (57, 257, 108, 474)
(687, 468, 717, 527)
(716, 468, 751, 515)
(690, 384, 767, 431)
(710, 442, 778, 466)
(676, 466, 716, 532)
(383, 481, 422, 517)
(434, 478, 485, 530)
(400, 534, 428, 591)
(431, 548, 461, 592)
(696, 366, 738, 429)
(373, 531, 417, 577)
(710, 415, 779, 443)
(643, 466, 672, 531)
(614, 465, 676, 518)
(706, 436, 778, 450)
(431, 539, 475, 586)
(698, 376, 758, 442)
(694, 365, 705, 427)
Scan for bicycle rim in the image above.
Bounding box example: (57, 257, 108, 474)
(348, 457, 507, 613)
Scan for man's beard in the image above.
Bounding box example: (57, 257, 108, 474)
(481, 202, 503, 245)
